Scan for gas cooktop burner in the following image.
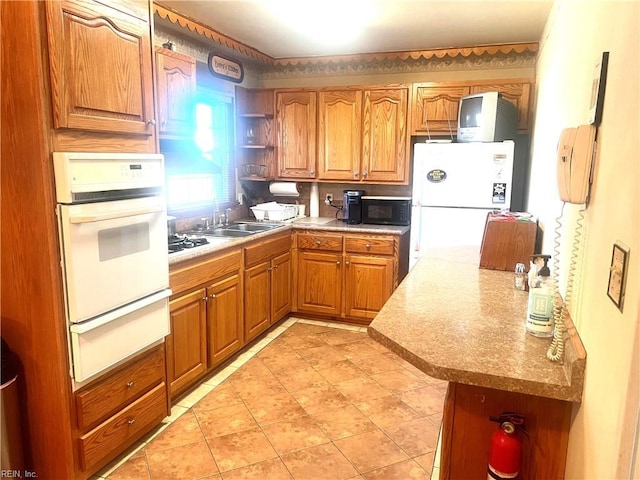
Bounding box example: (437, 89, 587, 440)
(168, 234, 209, 254)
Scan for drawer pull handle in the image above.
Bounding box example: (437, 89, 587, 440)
(267, 267, 273, 271)
(365, 244, 371, 249)
(126, 381, 135, 388)
(127, 418, 136, 426)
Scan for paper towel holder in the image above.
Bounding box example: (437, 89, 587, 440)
(269, 181, 300, 197)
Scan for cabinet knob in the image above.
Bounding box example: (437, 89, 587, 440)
(161, 120, 167, 126)
(362, 171, 368, 178)
(310, 169, 315, 175)
(127, 418, 136, 426)
(209, 293, 216, 299)
(267, 267, 273, 271)
(274, 264, 279, 269)
(336, 261, 341, 265)
(126, 381, 135, 388)
(365, 244, 371, 249)
(345, 261, 350, 266)
(316, 240, 321, 245)
(354, 172, 359, 178)
(147, 119, 156, 126)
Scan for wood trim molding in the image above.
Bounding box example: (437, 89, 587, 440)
(154, 3, 274, 65)
(273, 43, 539, 66)
(153, 2, 538, 68)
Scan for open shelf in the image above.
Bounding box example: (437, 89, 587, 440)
(240, 113, 273, 119)
(240, 144, 274, 149)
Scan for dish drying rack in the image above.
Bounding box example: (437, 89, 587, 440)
(250, 202, 298, 222)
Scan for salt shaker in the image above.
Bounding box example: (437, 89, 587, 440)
(514, 263, 527, 290)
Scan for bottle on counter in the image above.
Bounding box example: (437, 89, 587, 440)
(525, 255, 554, 337)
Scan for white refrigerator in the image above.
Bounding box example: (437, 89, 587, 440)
(410, 141, 515, 269)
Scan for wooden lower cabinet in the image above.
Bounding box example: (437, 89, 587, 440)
(244, 251, 293, 342)
(344, 255, 394, 319)
(441, 382, 572, 479)
(207, 273, 243, 367)
(295, 231, 398, 322)
(296, 251, 343, 316)
(74, 346, 168, 474)
(271, 251, 292, 322)
(243, 233, 293, 342)
(244, 261, 271, 342)
(166, 289, 207, 398)
(167, 248, 244, 399)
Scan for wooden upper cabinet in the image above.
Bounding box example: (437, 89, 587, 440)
(45, 0, 156, 136)
(155, 48, 196, 138)
(470, 81, 532, 131)
(276, 90, 317, 179)
(317, 90, 363, 181)
(362, 88, 409, 183)
(411, 84, 470, 136)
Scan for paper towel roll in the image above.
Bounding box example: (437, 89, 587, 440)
(269, 181, 300, 197)
(309, 182, 319, 217)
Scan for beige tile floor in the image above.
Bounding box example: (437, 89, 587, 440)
(95, 318, 445, 480)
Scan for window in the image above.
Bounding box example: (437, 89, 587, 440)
(164, 89, 235, 215)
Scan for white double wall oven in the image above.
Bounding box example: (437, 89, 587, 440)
(53, 152, 171, 386)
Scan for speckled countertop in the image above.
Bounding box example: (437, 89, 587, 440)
(368, 246, 586, 402)
(168, 217, 409, 266)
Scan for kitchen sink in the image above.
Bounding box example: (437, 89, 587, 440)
(225, 223, 284, 232)
(206, 229, 255, 237)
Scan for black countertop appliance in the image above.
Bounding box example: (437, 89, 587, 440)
(343, 190, 366, 224)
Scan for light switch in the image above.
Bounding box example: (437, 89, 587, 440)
(607, 241, 629, 312)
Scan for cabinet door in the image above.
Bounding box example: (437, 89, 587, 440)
(344, 255, 394, 319)
(166, 289, 207, 398)
(411, 85, 470, 136)
(271, 252, 291, 324)
(470, 82, 532, 131)
(156, 48, 196, 137)
(362, 88, 408, 183)
(276, 91, 317, 178)
(45, 0, 155, 136)
(297, 251, 342, 316)
(244, 261, 271, 342)
(207, 273, 243, 367)
(317, 90, 362, 181)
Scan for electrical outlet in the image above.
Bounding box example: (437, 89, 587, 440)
(325, 193, 333, 205)
(607, 241, 629, 312)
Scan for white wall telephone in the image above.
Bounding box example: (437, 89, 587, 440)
(556, 124, 597, 204)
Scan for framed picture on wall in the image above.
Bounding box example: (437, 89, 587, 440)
(588, 52, 609, 126)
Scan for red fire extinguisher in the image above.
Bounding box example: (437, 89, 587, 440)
(487, 412, 526, 479)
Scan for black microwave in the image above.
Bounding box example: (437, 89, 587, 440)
(361, 196, 411, 226)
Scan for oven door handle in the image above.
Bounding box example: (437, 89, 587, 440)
(68, 204, 164, 224)
(69, 289, 172, 334)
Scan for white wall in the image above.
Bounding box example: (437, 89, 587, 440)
(529, 1, 639, 478)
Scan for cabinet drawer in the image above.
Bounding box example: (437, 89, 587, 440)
(297, 233, 343, 252)
(345, 236, 395, 256)
(244, 232, 291, 267)
(170, 248, 241, 294)
(75, 345, 165, 431)
(78, 383, 166, 471)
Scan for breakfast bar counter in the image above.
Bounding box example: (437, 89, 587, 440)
(368, 246, 586, 479)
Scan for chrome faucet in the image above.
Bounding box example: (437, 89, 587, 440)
(224, 208, 232, 226)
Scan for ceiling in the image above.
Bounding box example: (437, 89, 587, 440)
(157, 0, 553, 60)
